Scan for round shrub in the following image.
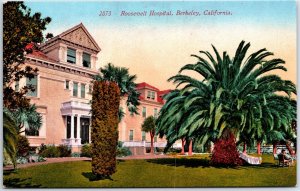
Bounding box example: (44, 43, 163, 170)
(58, 144, 71, 157)
(39, 145, 60, 158)
(81, 144, 92, 157)
(17, 135, 30, 157)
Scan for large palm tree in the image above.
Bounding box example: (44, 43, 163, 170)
(94, 63, 140, 116)
(156, 41, 296, 160)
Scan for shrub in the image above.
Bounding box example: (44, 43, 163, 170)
(38, 143, 47, 153)
(58, 144, 71, 157)
(39, 145, 60, 158)
(71, 152, 81, 158)
(16, 135, 30, 157)
(81, 144, 92, 157)
(116, 142, 131, 157)
(91, 81, 120, 176)
(37, 156, 46, 162)
(211, 131, 243, 167)
(16, 156, 28, 164)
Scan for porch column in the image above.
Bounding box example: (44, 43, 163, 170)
(77, 115, 81, 145)
(70, 115, 75, 145)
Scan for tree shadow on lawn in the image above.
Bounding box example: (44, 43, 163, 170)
(146, 158, 280, 170)
(3, 169, 18, 176)
(82, 172, 114, 182)
(3, 177, 42, 188)
(146, 158, 211, 168)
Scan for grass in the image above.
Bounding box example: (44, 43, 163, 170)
(3, 154, 296, 188)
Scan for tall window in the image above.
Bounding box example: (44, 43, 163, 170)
(74, 116, 77, 138)
(142, 131, 146, 141)
(66, 116, 71, 138)
(88, 84, 92, 94)
(81, 84, 85, 98)
(129, 130, 134, 141)
(26, 75, 38, 97)
(15, 80, 19, 92)
(154, 108, 158, 117)
(82, 52, 91, 68)
(65, 80, 70, 90)
(73, 82, 78, 97)
(25, 128, 39, 136)
(142, 107, 147, 118)
(67, 48, 76, 64)
(154, 136, 157, 142)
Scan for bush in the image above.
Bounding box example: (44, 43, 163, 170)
(38, 143, 47, 153)
(71, 152, 81, 158)
(39, 145, 60, 158)
(58, 144, 71, 157)
(81, 144, 92, 157)
(117, 142, 131, 157)
(16, 135, 30, 157)
(211, 131, 243, 167)
(16, 156, 28, 164)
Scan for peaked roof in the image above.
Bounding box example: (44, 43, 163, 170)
(136, 82, 159, 91)
(41, 23, 101, 53)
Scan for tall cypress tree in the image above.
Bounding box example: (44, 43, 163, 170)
(91, 81, 120, 177)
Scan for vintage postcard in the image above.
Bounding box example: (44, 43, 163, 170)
(3, 0, 297, 188)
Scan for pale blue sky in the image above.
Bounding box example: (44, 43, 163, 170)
(25, 1, 296, 35)
(23, 1, 297, 90)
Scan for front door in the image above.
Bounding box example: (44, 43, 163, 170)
(80, 118, 90, 144)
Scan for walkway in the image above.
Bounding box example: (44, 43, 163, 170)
(3, 154, 173, 170)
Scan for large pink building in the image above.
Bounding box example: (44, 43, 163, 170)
(16, 23, 179, 154)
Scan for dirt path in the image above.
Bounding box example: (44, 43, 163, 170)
(3, 154, 173, 170)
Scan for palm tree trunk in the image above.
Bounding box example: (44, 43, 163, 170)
(257, 141, 261, 155)
(243, 142, 247, 154)
(188, 139, 193, 156)
(150, 135, 154, 155)
(285, 141, 295, 156)
(273, 142, 277, 154)
(181, 138, 185, 154)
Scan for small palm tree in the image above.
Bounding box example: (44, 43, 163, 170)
(142, 116, 156, 154)
(3, 110, 18, 169)
(94, 63, 140, 115)
(11, 104, 42, 134)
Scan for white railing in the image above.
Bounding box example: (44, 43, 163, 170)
(61, 101, 90, 110)
(122, 141, 177, 148)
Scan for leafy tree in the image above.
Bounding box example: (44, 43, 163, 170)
(157, 41, 296, 165)
(3, 111, 18, 169)
(94, 63, 140, 115)
(91, 81, 120, 177)
(3, 1, 51, 109)
(142, 116, 156, 154)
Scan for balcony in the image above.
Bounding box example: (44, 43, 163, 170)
(61, 101, 91, 115)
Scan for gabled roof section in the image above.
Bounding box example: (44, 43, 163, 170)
(58, 23, 101, 52)
(136, 82, 159, 91)
(40, 23, 101, 53)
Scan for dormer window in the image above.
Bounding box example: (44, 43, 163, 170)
(147, 91, 155, 100)
(83, 52, 91, 68)
(67, 48, 76, 64)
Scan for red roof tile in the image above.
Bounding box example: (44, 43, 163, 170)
(26, 43, 57, 63)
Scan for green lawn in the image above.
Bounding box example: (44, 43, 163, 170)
(3, 154, 296, 188)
